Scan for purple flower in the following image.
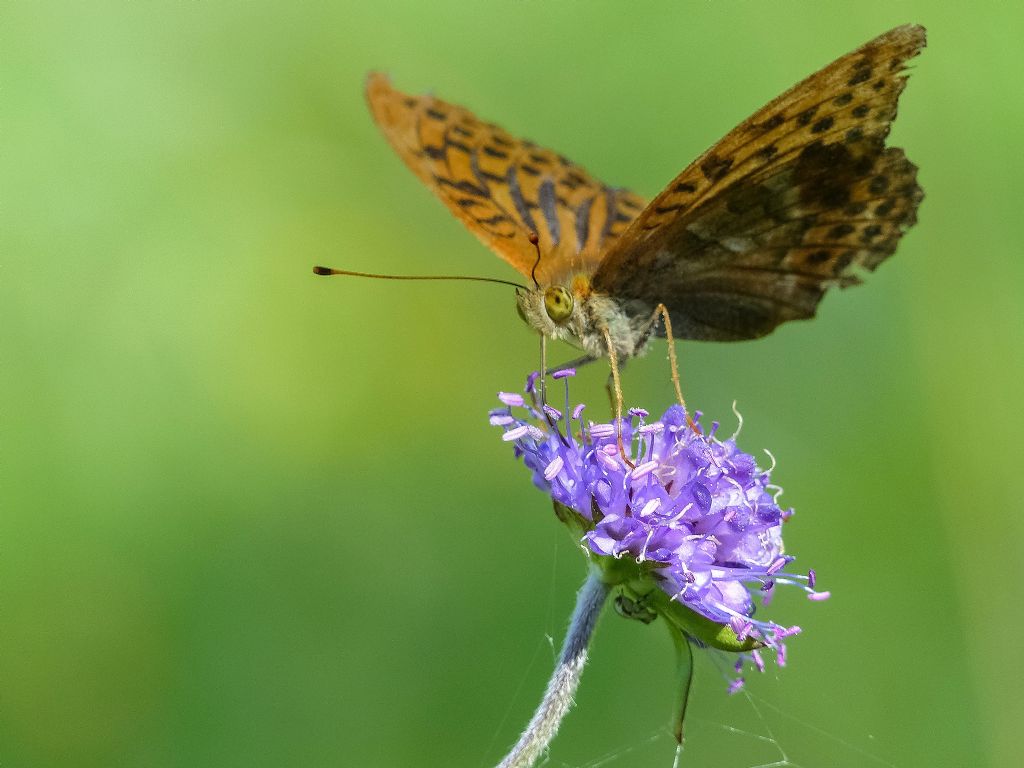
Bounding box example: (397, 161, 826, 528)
(491, 370, 829, 684)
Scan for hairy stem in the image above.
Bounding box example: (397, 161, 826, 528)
(496, 569, 611, 768)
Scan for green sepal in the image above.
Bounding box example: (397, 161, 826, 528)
(649, 588, 762, 652)
(669, 625, 695, 744)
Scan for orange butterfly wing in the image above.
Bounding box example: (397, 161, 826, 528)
(593, 25, 926, 340)
(365, 73, 646, 284)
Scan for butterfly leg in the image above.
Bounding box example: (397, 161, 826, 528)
(603, 358, 628, 415)
(637, 305, 697, 433)
(552, 353, 599, 373)
(650, 303, 686, 411)
(600, 325, 634, 467)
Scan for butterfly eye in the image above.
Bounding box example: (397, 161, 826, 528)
(543, 286, 574, 324)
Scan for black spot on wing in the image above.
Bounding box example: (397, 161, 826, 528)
(574, 196, 594, 252)
(700, 153, 734, 183)
(810, 116, 835, 134)
(797, 107, 818, 126)
(869, 175, 890, 194)
(436, 176, 488, 198)
(828, 223, 855, 239)
(847, 60, 874, 86)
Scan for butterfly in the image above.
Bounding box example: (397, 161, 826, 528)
(360, 25, 924, 381)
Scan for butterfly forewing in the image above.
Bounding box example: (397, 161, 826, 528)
(592, 24, 925, 340)
(366, 74, 646, 284)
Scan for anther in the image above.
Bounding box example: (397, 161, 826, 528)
(544, 456, 565, 481)
(503, 425, 530, 441)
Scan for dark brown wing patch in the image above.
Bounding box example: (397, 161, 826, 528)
(593, 25, 925, 339)
(641, 145, 921, 340)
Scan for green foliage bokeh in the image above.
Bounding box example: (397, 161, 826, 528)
(4, 2, 1022, 767)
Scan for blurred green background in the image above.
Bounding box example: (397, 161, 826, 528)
(4, 2, 1022, 767)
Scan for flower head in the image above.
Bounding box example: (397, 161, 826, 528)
(492, 370, 829, 686)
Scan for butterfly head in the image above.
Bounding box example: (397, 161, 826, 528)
(515, 275, 595, 347)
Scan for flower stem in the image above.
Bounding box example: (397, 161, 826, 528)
(496, 568, 611, 768)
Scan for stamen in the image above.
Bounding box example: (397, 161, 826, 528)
(597, 451, 620, 472)
(766, 557, 788, 575)
(628, 407, 649, 419)
(525, 371, 540, 393)
(544, 456, 565, 481)
(638, 498, 661, 517)
(668, 502, 694, 524)
(552, 368, 576, 379)
(730, 400, 744, 440)
(526, 426, 546, 441)
(751, 649, 766, 673)
(808, 569, 817, 588)
(490, 414, 515, 426)
(807, 591, 831, 601)
(543, 404, 563, 421)
(638, 529, 656, 562)
(728, 678, 745, 695)
(572, 403, 586, 420)
(629, 460, 659, 480)
(503, 425, 530, 441)
(589, 423, 616, 439)
(499, 392, 525, 407)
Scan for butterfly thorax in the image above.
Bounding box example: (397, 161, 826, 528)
(515, 274, 654, 361)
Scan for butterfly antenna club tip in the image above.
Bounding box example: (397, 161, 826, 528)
(528, 231, 542, 288)
(313, 266, 336, 275)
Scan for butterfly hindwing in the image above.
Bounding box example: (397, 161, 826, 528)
(592, 24, 925, 340)
(365, 74, 646, 283)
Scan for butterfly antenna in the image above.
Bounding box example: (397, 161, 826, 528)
(528, 232, 542, 289)
(313, 266, 528, 291)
